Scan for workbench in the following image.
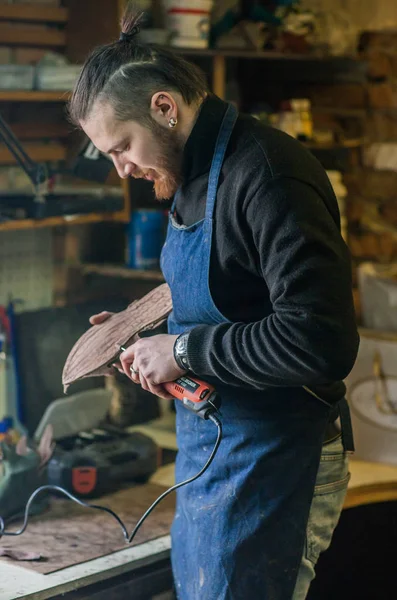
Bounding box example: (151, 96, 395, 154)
(2, 416, 397, 600)
(0, 535, 173, 600)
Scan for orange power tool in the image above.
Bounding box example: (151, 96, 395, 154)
(164, 375, 220, 419)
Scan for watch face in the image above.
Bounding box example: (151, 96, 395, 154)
(176, 335, 188, 355)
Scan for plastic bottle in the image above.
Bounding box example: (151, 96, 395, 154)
(127, 209, 165, 270)
(277, 101, 297, 138)
(291, 99, 313, 141)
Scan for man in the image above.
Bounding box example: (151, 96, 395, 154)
(69, 5, 359, 599)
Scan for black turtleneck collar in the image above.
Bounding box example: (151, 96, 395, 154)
(181, 94, 228, 184)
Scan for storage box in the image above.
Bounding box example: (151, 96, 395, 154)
(35, 65, 82, 90)
(358, 262, 397, 332)
(0, 64, 34, 89)
(346, 329, 397, 465)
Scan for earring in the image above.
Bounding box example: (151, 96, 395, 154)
(168, 118, 177, 128)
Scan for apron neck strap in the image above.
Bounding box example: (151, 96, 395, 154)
(205, 103, 238, 220)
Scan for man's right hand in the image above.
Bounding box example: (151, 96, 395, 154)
(89, 311, 113, 325)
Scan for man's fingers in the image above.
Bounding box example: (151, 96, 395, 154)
(119, 348, 136, 380)
(89, 311, 113, 325)
(139, 375, 172, 399)
(139, 374, 150, 393)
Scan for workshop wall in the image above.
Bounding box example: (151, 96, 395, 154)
(303, 0, 397, 32)
(295, 1, 397, 322)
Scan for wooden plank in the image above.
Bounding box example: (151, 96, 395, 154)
(0, 210, 129, 232)
(0, 141, 66, 163)
(0, 90, 70, 101)
(81, 263, 165, 281)
(0, 25, 66, 47)
(0, 5, 68, 23)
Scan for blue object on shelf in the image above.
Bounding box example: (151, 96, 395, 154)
(127, 209, 165, 270)
(3, 416, 12, 430)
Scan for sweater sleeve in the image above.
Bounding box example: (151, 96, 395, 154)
(187, 176, 359, 389)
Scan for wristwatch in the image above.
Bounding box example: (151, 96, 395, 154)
(173, 332, 191, 371)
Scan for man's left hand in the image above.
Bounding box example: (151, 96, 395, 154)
(119, 334, 187, 399)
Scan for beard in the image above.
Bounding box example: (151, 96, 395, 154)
(131, 119, 184, 201)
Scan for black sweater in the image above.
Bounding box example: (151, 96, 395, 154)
(175, 95, 359, 404)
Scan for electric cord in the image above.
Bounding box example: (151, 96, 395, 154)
(0, 412, 222, 545)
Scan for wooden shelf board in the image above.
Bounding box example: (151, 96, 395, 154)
(305, 137, 367, 150)
(0, 142, 66, 164)
(0, 5, 68, 23)
(0, 212, 129, 232)
(0, 90, 70, 102)
(0, 25, 66, 46)
(174, 47, 362, 63)
(312, 107, 367, 118)
(81, 263, 165, 281)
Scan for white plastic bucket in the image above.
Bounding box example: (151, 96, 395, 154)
(349, 377, 397, 465)
(166, 0, 213, 49)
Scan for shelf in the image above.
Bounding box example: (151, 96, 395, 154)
(81, 263, 165, 282)
(305, 137, 367, 150)
(0, 90, 70, 102)
(0, 142, 66, 164)
(0, 5, 68, 23)
(174, 48, 359, 62)
(0, 212, 129, 232)
(0, 24, 66, 46)
(312, 107, 367, 118)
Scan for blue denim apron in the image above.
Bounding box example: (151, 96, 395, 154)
(160, 104, 332, 600)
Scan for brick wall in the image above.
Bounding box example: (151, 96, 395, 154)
(294, 28, 397, 322)
(350, 32, 397, 320)
(303, 0, 397, 33)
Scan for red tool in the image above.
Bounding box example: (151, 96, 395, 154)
(164, 375, 220, 419)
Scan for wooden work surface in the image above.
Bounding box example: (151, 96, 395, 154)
(0, 482, 175, 575)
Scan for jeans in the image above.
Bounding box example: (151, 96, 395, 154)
(292, 434, 350, 599)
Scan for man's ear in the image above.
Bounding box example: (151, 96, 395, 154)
(151, 92, 178, 127)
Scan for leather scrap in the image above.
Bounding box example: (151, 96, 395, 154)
(62, 284, 172, 392)
(0, 547, 43, 561)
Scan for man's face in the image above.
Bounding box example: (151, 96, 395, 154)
(81, 102, 184, 200)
